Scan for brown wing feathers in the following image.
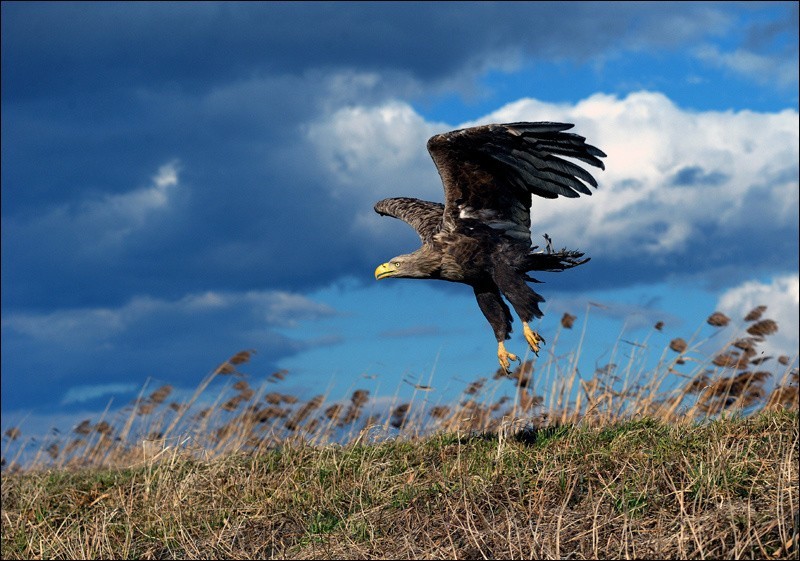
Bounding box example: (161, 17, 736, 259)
(373, 122, 605, 242)
(430, 122, 605, 202)
(373, 197, 444, 243)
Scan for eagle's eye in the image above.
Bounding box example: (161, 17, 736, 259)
(393, 261, 401, 268)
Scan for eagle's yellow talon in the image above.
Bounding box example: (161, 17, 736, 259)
(497, 341, 519, 373)
(523, 323, 545, 356)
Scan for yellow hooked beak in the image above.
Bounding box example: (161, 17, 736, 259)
(375, 262, 396, 280)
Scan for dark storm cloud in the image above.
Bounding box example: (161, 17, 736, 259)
(1, 2, 735, 102)
(1, 71, 355, 308)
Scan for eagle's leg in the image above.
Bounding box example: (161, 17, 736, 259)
(497, 341, 519, 373)
(523, 322, 545, 356)
(492, 263, 546, 358)
(473, 284, 517, 373)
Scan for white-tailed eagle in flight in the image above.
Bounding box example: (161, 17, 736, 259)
(374, 122, 605, 372)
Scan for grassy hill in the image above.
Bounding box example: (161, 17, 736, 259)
(2, 410, 797, 559)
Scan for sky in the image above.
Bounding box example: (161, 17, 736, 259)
(2, 2, 798, 440)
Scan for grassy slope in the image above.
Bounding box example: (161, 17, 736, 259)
(2, 409, 797, 560)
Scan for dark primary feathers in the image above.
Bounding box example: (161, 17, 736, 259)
(375, 122, 605, 244)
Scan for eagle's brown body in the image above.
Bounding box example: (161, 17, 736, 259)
(374, 122, 605, 371)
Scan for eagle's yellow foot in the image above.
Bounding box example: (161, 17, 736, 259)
(523, 323, 545, 356)
(497, 341, 519, 373)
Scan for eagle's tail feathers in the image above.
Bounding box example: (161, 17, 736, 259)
(523, 249, 589, 275)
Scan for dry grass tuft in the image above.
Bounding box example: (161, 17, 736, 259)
(748, 319, 779, 339)
(4, 428, 21, 441)
(744, 305, 767, 322)
(707, 311, 731, 327)
(670, 337, 688, 353)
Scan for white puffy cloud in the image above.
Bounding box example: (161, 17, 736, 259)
(307, 100, 446, 197)
(716, 274, 799, 359)
(468, 91, 799, 257)
(309, 91, 798, 264)
(306, 101, 447, 237)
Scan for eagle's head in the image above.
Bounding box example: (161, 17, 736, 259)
(374, 256, 409, 280)
(375, 249, 440, 280)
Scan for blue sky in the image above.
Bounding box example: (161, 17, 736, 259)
(2, 2, 798, 439)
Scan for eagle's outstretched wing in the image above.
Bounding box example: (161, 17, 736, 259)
(426, 122, 606, 241)
(374, 197, 444, 244)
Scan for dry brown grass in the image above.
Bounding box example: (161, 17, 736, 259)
(1, 305, 798, 559)
(1, 411, 796, 559)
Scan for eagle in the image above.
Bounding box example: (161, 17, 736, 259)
(373, 122, 605, 372)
